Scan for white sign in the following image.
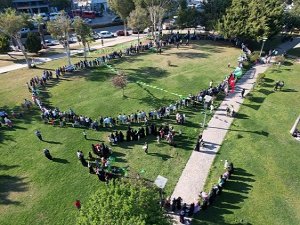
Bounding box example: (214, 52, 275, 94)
(154, 175, 168, 189)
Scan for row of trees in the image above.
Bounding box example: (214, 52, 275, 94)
(200, 0, 300, 42)
(0, 8, 93, 68)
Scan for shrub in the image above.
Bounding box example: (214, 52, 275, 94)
(25, 32, 41, 53)
(257, 73, 266, 86)
(0, 34, 10, 54)
(249, 52, 260, 64)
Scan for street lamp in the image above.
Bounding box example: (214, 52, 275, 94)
(259, 37, 268, 58)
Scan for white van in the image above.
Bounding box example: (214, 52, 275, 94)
(49, 12, 62, 21)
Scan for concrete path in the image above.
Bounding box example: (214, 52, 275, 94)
(0, 35, 143, 74)
(170, 36, 300, 224)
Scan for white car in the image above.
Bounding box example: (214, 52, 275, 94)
(99, 31, 114, 38)
(49, 12, 61, 21)
(44, 39, 59, 46)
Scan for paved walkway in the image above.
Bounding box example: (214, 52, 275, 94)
(170, 37, 300, 224)
(0, 35, 143, 74)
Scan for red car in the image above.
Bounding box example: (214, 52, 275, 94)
(116, 30, 129, 36)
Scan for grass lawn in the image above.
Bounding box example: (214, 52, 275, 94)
(193, 61, 300, 225)
(0, 40, 241, 225)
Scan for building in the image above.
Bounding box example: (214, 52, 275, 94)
(72, 0, 108, 12)
(13, 0, 49, 14)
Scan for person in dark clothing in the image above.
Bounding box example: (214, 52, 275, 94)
(241, 88, 245, 98)
(177, 197, 182, 210)
(179, 209, 185, 223)
(43, 149, 52, 160)
(35, 130, 43, 141)
(171, 198, 177, 212)
(188, 203, 195, 217)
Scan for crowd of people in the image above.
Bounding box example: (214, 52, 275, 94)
(164, 161, 234, 223)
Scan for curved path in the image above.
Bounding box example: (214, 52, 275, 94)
(170, 37, 300, 224)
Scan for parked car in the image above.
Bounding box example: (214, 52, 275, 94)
(132, 29, 144, 34)
(99, 31, 114, 38)
(19, 28, 30, 34)
(92, 31, 100, 40)
(116, 30, 129, 36)
(44, 39, 59, 46)
(49, 12, 61, 21)
(112, 16, 122, 23)
(84, 18, 92, 24)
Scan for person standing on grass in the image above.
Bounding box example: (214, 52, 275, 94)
(43, 149, 52, 160)
(209, 80, 213, 88)
(83, 130, 87, 140)
(241, 88, 246, 98)
(74, 200, 81, 210)
(143, 142, 148, 154)
(35, 130, 43, 141)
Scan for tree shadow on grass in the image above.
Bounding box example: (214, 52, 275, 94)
(281, 88, 298, 92)
(52, 158, 70, 164)
(126, 66, 169, 83)
(193, 168, 255, 225)
(170, 52, 210, 59)
(147, 152, 173, 161)
(0, 175, 28, 205)
(112, 151, 127, 163)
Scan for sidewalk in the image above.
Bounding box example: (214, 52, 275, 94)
(0, 35, 143, 74)
(170, 37, 300, 224)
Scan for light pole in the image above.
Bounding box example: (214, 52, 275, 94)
(259, 37, 267, 58)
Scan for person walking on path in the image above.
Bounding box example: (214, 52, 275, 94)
(74, 200, 81, 210)
(83, 130, 87, 140)
(143, 142, 148, 154)
(35, 130, 43, 141)
(241, 88, 246, 98)
(101, 39, 104, 46)
(43, 149, 52, 160)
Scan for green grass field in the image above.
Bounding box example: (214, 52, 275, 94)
(193, 62, 300, 225)
(0, 40, 241, 225)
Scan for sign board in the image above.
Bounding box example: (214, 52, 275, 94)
(204, 95, 212, 103)
(154, 175, 168, 189)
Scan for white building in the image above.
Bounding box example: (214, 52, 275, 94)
(72, 0, 108, 11)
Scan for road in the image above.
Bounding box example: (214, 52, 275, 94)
(0, 34, 145, 74)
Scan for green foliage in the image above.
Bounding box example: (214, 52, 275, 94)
(257, 72, 266, 85)
(73, 17, 92, 60)
(25, 32, 41, 53)
(0, 33, 10, 53)
(127, 7, 149, 32)
(249, 52, 260, 64)
(77, 180, 172, 225)
(283, 0, 300, 31)
(108, 0, 135, 21)
(176, 0, 200, 29)
(0, 0, 12, 11)
(218, 0, 284, 41)
(201, 0, 232, 30)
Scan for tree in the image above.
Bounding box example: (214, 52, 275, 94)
(112, 71, 128, 97)
(283, 0, 300, 32)
(32, 15, 46, 45)
(142, 0, 174, 40)
(26, 32, 42, 53)
(176, 0, 200, 29)
(218, 0, 284, 42)
(73, 17, 92, 60)
(49, 0, 71, 10)
(47, 12, 72, 66)
(0, 34, 10, 54)
(0, 0, 12, 12)
(0, 8, 31, 68)
(127, 7, 149, 44)
(108, 0, 135, 35)
(77, 180, 172, 225)
(201, 0, 232, 30)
